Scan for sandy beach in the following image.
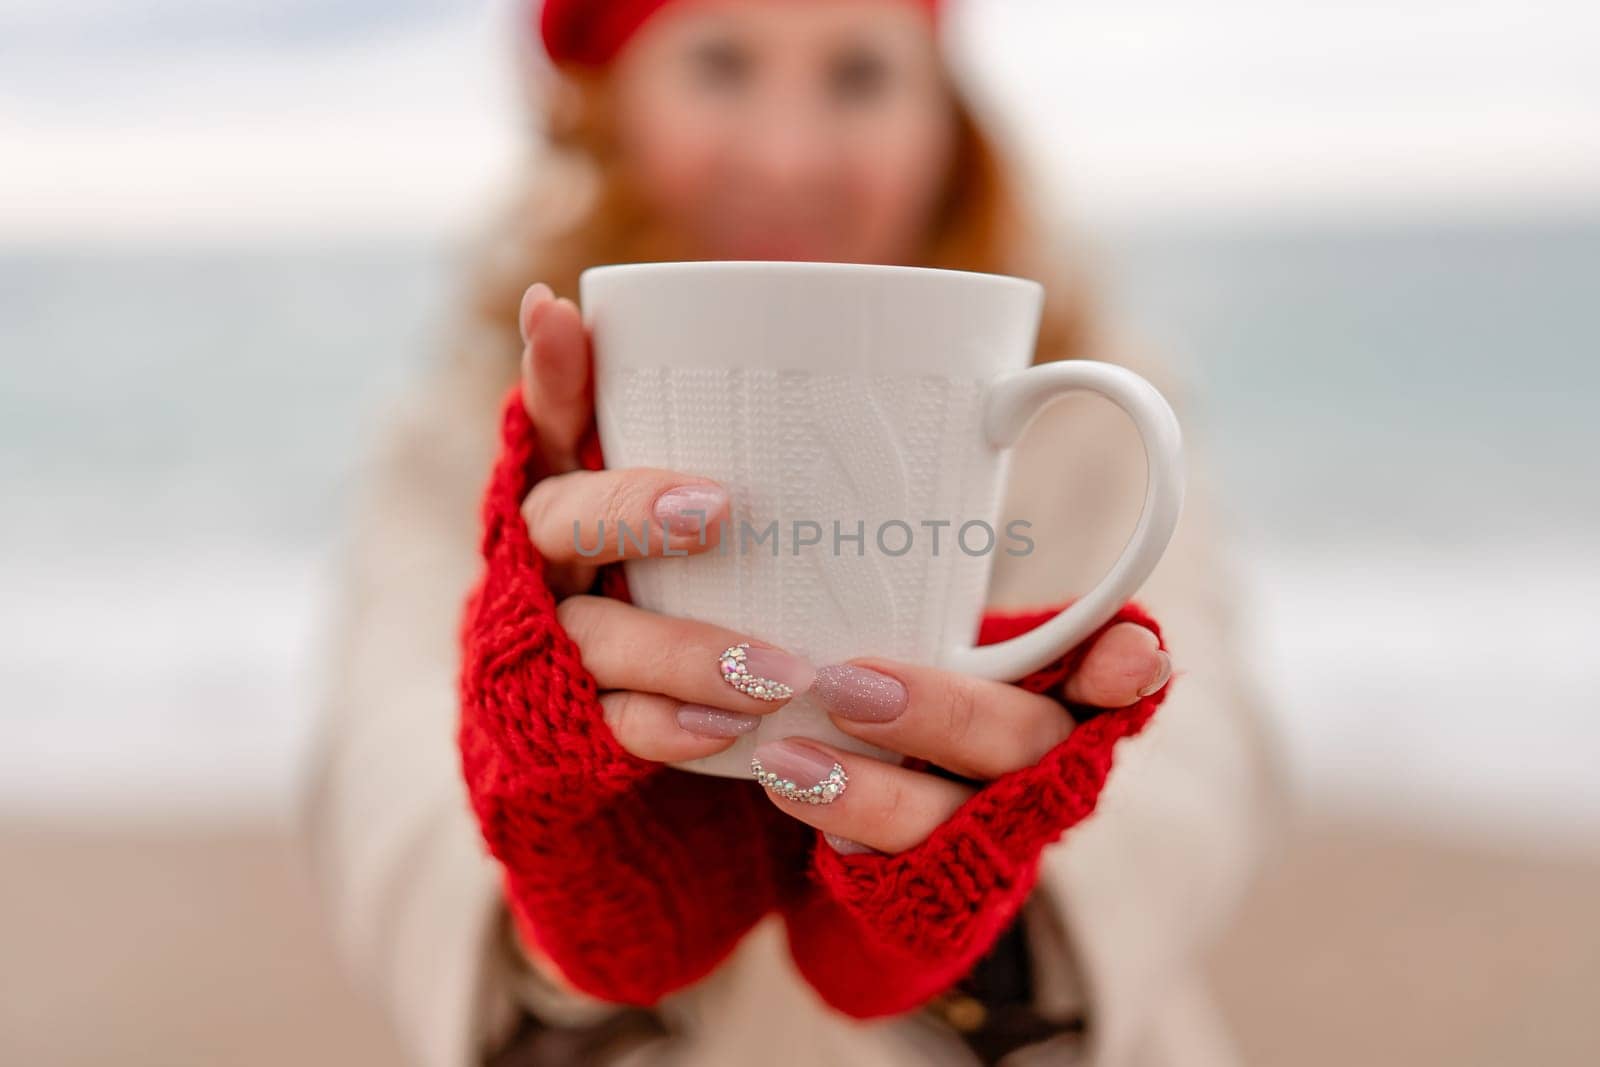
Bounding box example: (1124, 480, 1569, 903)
(3, 815, 1596, 1066)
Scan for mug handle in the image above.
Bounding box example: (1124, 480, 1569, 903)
(942, 360, 1186, 681)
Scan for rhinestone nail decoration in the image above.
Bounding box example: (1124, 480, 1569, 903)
(751, 757, 850, 805)
(717, 643, 792, 701)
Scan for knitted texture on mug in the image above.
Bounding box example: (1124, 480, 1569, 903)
(460, 386, 1168, 1012)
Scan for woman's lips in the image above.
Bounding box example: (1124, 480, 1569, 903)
(714, 220, 838, 261)
(725, 236, 829, 261)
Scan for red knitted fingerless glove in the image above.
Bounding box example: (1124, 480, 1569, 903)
(458, 387, 808, 1005)
(779, 604, 1171, 1018)
(461, 386, 1168, 1016)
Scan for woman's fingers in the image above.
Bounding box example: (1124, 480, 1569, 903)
(523, 468, 729, 565)
(516, 283, 731, 595)
(600, 691, 759, 764)
(1061, 621, 1170, 707)
(522, 467, 730, 596)
(519, 283, 592, 474)
(750, 738, 972, 855)
(558, 596, 816, 714)
(810, 621, 1166, 781)
(811, 660, 1074, 781)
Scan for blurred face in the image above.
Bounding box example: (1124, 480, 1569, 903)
(608, 0, 956, 263)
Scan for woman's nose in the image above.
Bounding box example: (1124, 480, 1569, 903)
(734, 98, 836, 191)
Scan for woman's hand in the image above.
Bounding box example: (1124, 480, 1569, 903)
(747, 623, 1171, 852)
(515, 282, 730, 599)
(460, 284, 812, 1008)
(773, 603, 1175, 1019)
(513, 283, 809, 765)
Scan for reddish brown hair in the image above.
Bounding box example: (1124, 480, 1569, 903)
(463, 65, 1096, 376)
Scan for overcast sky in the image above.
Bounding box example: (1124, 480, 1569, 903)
(2, 0, 1596, 240)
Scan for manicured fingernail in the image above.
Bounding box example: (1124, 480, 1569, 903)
(654, 484, 727, 538)
(824, 833, 876, 855)
(751, 739, 848, 804)
(519, 283, 553, 341)
(676, 704, 761, 739)
(1138, 651, 1173, 697)
(718, 643, 815, 702)
(813, 664, 908, 723)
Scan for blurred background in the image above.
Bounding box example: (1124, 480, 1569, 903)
(2, 0, 1597, 1064)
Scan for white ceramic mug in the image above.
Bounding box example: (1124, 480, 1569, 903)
(583, 261, 1184, 779)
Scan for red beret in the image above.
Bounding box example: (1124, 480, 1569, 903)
(540, 0, 943, 68)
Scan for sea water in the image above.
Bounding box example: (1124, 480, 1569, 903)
(2, 217, 1596, 839)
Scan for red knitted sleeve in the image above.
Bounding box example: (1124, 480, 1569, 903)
(781, 602, 1170, 1018)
